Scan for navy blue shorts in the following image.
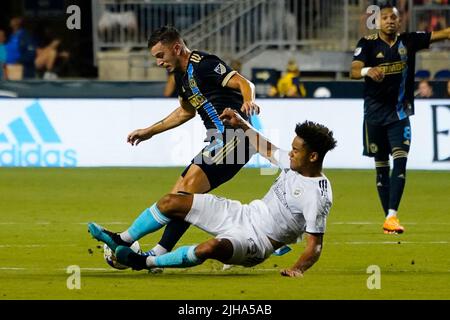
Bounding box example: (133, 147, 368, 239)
(363, 118, 411, 158)
(181, 132, 257, 191)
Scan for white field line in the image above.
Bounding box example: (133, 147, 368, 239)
(0, 267, 119, 272)
(0, 244, 79, 248)
(331, 222, 420, 225)
(0, 222, 128, 225)
(1, 267, 445, 274)
(1, 221, 450, 226)
(0, 266, 279, 272)
(0, 241, 447, 250)
(0, 267, 359, 273)
(327, 241, 449, 245)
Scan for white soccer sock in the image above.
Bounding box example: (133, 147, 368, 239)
(387, 209, 397, 219)
(146, 256, 156, 268)
(119, 230, 134, 243)
(151, 244, 168, 256)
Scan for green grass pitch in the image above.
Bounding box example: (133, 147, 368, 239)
(0, 167, 449, 300)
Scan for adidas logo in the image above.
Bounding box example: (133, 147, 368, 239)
(0, 101, 77, 167)
(376, 52, 384, 58)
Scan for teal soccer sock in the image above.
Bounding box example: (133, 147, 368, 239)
(152, 245, 203, 268)
(127, 203, 170, 241)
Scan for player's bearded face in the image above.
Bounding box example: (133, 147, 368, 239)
(380, 8, 400, 35)
(151, 42, 180, 72)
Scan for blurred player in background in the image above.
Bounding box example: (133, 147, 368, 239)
(104, 26, 261, 263)
(89, 109, 337, 277)
(350, 3, 450, 234)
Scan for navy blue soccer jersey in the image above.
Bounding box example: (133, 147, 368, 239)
(353, 32, 431, 125)
(174, 50, 247, 132)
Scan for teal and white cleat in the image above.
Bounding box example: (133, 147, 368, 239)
(115, 246, 149, 271)
(88, 222, 129, 251)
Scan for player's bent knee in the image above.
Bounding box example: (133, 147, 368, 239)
(157, 193, 193, 219)
(178, 166, 211, 193)
(195, 238, 233, 262)
(178, 176, 202, 193)
(157, 194, 180, 215)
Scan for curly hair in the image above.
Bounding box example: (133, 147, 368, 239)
(295, 121, 337, 161)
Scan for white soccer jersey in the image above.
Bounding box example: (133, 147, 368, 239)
(251, 149, 333, 244)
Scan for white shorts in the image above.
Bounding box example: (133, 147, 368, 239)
(185, 194, 274, 267)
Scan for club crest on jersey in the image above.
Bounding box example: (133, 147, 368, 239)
(293, 188, 303, 198)
(354, 47, 362, 56)
(214, 63, 226, 75)
(398, 47, 407, 56)
(369, 143, 378, 153)
(189, 78, 197, 88)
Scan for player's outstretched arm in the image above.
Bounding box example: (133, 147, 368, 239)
(431, 27, 450, 43)
(219, 108, 277, 160)
(127, 99, 196, 146)
(280, 233, 323, 278)
(225, 73, 260, 116)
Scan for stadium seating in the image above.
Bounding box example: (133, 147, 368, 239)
(434, 69, 450, 80)
(415, 69, 431, 79)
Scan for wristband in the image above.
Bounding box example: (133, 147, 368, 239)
(361, 67, 371, 77)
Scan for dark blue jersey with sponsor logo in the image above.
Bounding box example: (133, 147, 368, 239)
(353, 32, 431, 125)
(174, 50, 246, 132)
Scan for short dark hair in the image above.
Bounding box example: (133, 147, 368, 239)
(295, 121, 337, 161)
(148, 25, 182, 48)
(379, 2, 395, 11)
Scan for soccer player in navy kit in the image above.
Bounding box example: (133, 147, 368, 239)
(90, 26, 261, 260)
(351, 4, 450, 234)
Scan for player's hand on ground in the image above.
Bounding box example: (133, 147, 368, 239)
(127, 128, 153, 146)
(280, 268, 304, 278)
(240, 101, 260, 116)
(367, 67, 385, 83)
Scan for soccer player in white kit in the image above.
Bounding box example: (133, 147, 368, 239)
(90, 108, 337, 277)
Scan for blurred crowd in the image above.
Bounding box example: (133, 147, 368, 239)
(0, 16, 70, 80)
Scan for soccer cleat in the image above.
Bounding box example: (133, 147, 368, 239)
(115, 246, 149, 271)
(383, 216, 405, 234)
(142, 249, 163, 274)
(87, 222, 131, 251)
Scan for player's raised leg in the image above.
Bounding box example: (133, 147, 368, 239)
(87, 193, 190, 250)
(115, 193, 235, 270)
(143, 164, 211, 257)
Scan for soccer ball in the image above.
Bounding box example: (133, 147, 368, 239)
(103, 241, 141, 270)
